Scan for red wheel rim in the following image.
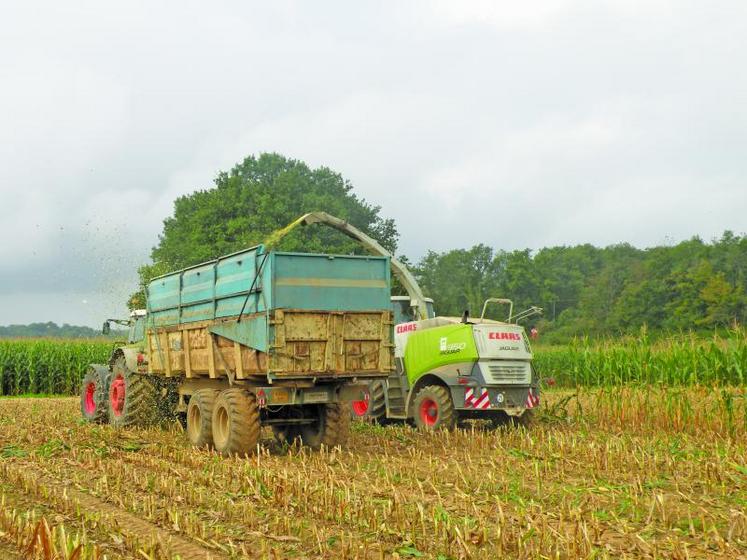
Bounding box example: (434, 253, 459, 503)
(110, 375, 126, 417)
(419, 398, 438, 426)
(352, 399, 369, 416)
(84, 382, 96, 414)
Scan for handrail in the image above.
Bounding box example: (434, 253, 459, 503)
(479, 298, 514, 322)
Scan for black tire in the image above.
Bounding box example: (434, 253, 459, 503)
(297, 403, 351, 449)
(351, 380, 386, 422)
(412, 385, 456, 431)
(107, 355, 158, 428)
(212, 389, 260, 456)
(368, 380, 387, 421)
(186, 389, 218, 449)
(80, 365, 109, 424)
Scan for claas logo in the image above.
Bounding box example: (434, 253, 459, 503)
(488, 332, 521, 341)
(396, 323, 417, 334)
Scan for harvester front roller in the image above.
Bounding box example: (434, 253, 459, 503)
(80, 365, 110, 423)
(107, 354, 159, 428)
(489, 408, 535, 429)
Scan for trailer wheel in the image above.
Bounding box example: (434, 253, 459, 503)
(107, 356, 158, 428)
(412, 385, 456, 431)
(351, 381, 386, 422)
(186, 389, 218, 449)
(212, 389, 260, 456)
(297, 403, 351, 449)
(80, 366, 109, 423)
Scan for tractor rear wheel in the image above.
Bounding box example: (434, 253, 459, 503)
(351, 380, 386, 422)
(212, 389, 260, 456)
(80, 365, 109, 423)
(186, 389, 218, 449)
(412, 385, 456, 431)
(107, 355, 158, 428)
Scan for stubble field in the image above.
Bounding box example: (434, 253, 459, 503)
(1, 387, 746, 560)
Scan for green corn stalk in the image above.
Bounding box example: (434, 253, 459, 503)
(0, 339, 111, 396)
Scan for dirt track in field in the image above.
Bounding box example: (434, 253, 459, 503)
(0, 392, 746, 559)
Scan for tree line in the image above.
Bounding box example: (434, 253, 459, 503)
(412, 234, 747, 341)
(132, 153, 746, 342)
(0, 322, 125, 339)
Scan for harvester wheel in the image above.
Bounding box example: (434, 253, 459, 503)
(107, 355, 158, 428)
(412, 385, 456, 431)
(80, 365, 109, 423)
(297, 403, 351, 449)
(351, 381, 386, 422)
(186, 389, 219, 449)
(212, 389, 260, 456)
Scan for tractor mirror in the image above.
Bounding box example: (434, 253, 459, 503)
(102, 321, 110, 335)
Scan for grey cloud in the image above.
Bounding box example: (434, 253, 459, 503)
(1, 1, 746, 326)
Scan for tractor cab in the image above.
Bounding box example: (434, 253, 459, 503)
(102, 309, 147, 344)
(127, 310, 147, 343)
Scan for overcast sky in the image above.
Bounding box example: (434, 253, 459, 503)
(1, 1, 746, 327)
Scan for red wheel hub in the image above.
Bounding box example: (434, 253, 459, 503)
(110, 375, 126, 417)
(352, 399, 369, 416)
(419, 398, 439, 426)
(84, 382, 96, 414)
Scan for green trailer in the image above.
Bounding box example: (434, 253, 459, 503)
(80, 244, 394, 455)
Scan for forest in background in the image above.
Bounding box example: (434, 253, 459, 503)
(413, 233, 747, 341)
(0, 322, 124, 339)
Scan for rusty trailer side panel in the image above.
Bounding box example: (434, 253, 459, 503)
(269, 310, 393, 376)
(146, 309, 393, 379)
(146, 317, 269, 379)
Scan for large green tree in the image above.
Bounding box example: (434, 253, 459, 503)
(130, 153, 397, 308)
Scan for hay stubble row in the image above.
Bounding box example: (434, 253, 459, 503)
(0, 390, 745, 559)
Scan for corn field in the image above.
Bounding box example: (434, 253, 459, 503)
(534, 328, 747, 387)
(2, 331, 747, 398)
(0, 340, 112, 396)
